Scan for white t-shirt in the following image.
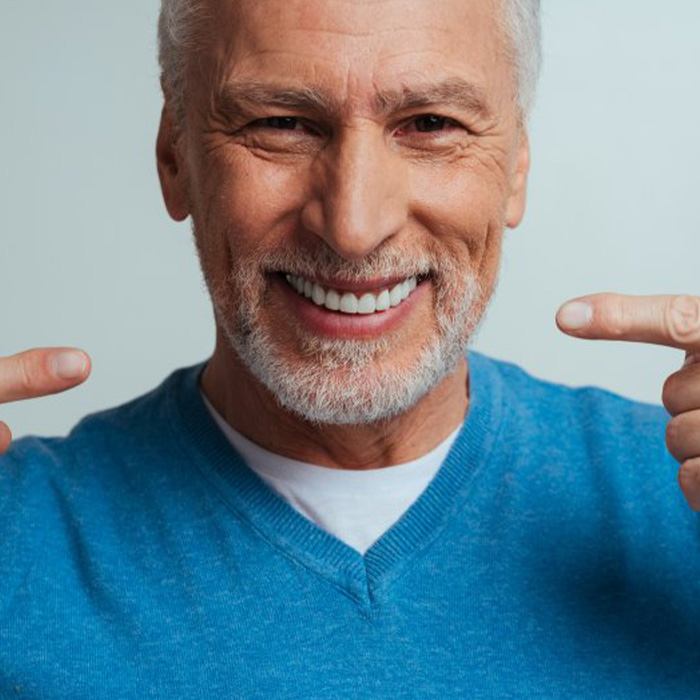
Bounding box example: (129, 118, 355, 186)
(201, 392, 462, 554)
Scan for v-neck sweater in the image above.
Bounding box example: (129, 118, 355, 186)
(2, 351, 700, 698)
(200, 390, 461, 555)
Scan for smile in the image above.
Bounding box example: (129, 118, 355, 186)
(283, 274, 420, 315)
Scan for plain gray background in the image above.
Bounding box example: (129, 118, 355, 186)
(1, 1, 699, 439)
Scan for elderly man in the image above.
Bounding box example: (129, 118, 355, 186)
(2, 0, 700, 697)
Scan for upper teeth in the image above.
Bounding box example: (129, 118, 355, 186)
(284, 274, 419, 314)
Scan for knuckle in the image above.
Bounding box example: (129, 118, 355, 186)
(665, 416, 684, 457)
(15, 352, 46, 396)
(17, 356, 37, 393)
(661, 372, 681, 414)
(596, 297, 626, 337)
(678, 460, 700, 511)
(659, 366, 700, 415)
(0, 421, 11, 453)
(665, 296, 700, 344)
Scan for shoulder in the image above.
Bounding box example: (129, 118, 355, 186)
(469, 351, 669, 459)
(469, 353, 689, 529)
(468, 353, 691, 526)
(0, 363, 204, 609)
(0, 362, 205, 485)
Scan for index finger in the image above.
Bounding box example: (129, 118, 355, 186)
(556, 293, 700, 351)
(0, 348, 91, 404)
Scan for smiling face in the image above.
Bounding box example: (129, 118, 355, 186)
(158, 0, 530, 425)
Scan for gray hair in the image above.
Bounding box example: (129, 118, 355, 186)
(158, 0, 541, 123)
(502, 0, 542, 117)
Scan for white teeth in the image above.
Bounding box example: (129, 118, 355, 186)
(357, 293, 376, 314)
(311, 283, 326, 306)
(283, 274, 421, 315)
(324, 289, 340, 311)
(339, 293, 359, 314)
(375, 290, 391, 312)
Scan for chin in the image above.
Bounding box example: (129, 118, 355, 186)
(224, 307, 474, 426)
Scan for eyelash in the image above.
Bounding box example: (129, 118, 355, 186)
(248, 114, 465, 136)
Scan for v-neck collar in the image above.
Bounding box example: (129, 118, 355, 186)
(167, 351, 504, 607)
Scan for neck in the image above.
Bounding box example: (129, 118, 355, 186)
(200, 333, 469, 471)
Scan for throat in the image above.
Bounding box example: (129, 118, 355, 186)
(200, 345, 469, 471)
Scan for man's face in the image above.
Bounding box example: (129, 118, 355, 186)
(160, 0, 529, 424)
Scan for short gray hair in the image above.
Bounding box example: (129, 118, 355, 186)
(158, 0, 541, 123)
(502, 0, 542, 117)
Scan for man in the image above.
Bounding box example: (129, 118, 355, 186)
(2, 0, 699, 697)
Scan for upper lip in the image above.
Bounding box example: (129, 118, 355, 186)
(280, 272, 425, 294)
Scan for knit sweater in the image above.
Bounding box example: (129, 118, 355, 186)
(1, 352, 699, 699)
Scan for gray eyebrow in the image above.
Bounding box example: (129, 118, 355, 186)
(214, 77, 491, 120)
(373, 78, 492, 119)
(215, 81, 340, 117)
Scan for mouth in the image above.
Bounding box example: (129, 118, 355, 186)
(271, 271, 433, 339)
(278, 271, 430, 315)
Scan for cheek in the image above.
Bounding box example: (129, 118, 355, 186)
(409, 159, 507, 267)
(190, 146, 314, 321)
(192, 145, 307, 260)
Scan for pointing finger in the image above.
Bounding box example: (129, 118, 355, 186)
(556, 293, 700, 351)
(0, 348, 91, 404)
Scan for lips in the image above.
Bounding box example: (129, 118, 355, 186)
(273, 271, 432, 339)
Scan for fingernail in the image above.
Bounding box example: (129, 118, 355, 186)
(558, 301, 593, 330)
(51, 351, 87, 380)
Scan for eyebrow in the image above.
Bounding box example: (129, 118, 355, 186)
(214, 77, 491, 120)
(373, 78, 492, 119)
(215, 82, 339, 118)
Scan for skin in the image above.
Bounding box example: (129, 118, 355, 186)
(3, 2, 699, 508)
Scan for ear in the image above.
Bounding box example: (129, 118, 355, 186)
(156, 103, 190, 222)
(504, 128, 531, 229)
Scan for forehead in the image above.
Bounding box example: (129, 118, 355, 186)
(202, 0, 511, 112)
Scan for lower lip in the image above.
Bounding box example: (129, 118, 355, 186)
(272, 275, 431, 339)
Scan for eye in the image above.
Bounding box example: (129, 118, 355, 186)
(258, 116, 302, 131)
(238, 115, 324, 154)
(414, 115, 449, 132)
(397, 114, 464, 137)
(249, 116, 325, 134)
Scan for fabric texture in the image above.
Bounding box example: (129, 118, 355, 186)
(1, 351, 699, 699)
(200, 390, 461, 554)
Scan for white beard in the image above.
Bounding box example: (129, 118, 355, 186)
(201, 232, 487, 426)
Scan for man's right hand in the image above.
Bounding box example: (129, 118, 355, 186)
(0, 348, 91, 454)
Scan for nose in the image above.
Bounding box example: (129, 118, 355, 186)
(300, 125, 408, 261)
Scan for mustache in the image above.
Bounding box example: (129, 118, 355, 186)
(252, 243, 439, 283)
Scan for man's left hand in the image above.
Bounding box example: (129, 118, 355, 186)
(556, 293, 700, 511)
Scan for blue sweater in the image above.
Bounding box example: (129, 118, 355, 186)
(2, 352, 699, 699)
